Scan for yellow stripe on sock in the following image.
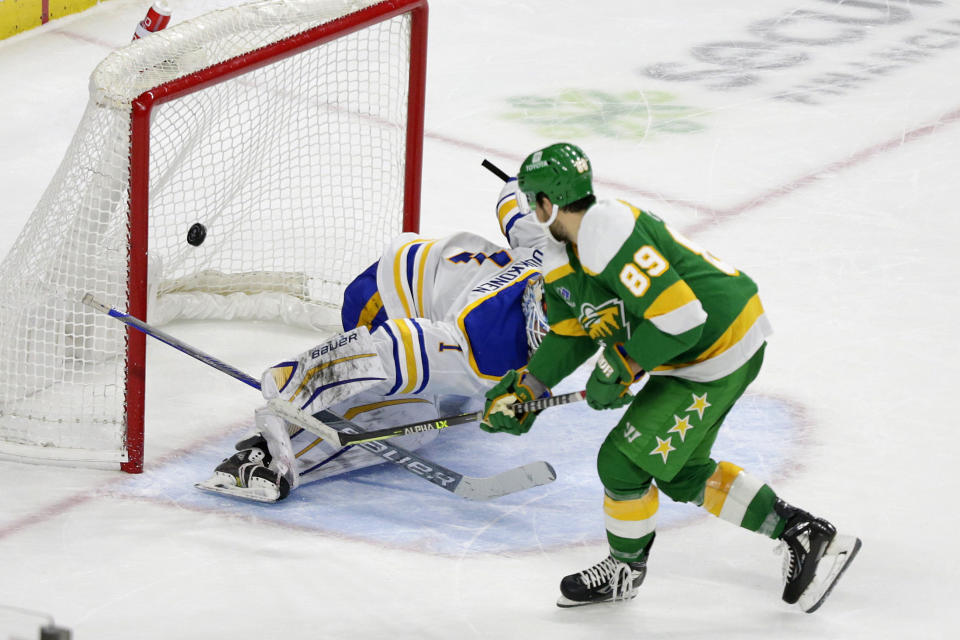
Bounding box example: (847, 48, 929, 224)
(703, 462, 768, 526)
(703, 461, 743, 517)
(604, 486, 659, 539)
(604, 488, 660, 520)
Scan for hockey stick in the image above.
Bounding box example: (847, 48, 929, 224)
(82, 294, 557, 500)
(82, 294, 261, 390)
(481, 158, 511, 182)
(268, 391, 586, 448)
(311, 409, 555, 501)
(84, 293, 584, 447)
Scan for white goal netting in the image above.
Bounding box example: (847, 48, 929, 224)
(0, 0, 423, 467)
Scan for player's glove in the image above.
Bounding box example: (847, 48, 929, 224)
(586, 343, 642, 410)
(481, 369, 550, 435)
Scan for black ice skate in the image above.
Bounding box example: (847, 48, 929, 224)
(196, 434, 291, 503)
(556, 554, 647, 608)
(775, 499, 861, 613)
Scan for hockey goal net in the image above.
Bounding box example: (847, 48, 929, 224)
(0, 0, 427, 472)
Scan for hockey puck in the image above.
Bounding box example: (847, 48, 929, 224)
(186, 222, 207, 246)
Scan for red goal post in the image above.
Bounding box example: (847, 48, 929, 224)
(0, 0, 428, 473)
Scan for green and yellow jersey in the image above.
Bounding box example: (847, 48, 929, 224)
(528, 199, 772, 387)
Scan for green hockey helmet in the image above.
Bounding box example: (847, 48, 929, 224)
(516, 143, 593, 210)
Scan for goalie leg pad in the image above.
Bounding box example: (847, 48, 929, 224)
(261, 325, 390, 412)
(295, 391, 440, 484)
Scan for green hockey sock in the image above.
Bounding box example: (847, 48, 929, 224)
(701, 461, 783, 538)
(604, 485, 658, 561)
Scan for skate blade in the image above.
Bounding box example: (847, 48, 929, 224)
(194, 479, 280, 503)
(799, 534, 862, 613)
(556, 593, 638, 608)
(557, 595, 590, 608)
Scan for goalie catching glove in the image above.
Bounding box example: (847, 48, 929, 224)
(586, 343, 643, 410)
(481, 369, 550, 435)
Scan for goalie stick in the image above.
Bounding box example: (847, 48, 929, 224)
(267, 391, 586, 447)
(312, 409, 555, 501)
(82, 294, 557, 500)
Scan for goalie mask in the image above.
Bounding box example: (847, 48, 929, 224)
(522, 275, 548, 354)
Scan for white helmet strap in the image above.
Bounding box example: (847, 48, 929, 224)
(537, 203, 560, 228)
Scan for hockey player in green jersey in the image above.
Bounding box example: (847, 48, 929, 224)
(480, 143, 861, 612)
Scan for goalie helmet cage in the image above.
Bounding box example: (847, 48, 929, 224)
(0, 0, 428, 473)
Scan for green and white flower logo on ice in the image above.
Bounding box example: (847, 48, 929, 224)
(503, 89, 708, 140)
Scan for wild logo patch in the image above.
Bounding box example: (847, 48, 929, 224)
(580, 299, 630, 340)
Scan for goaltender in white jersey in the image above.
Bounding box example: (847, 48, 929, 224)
(200, 180, 547, 501)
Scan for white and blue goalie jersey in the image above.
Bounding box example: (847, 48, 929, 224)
(256, 188, 546, 487)
(341, 232, 543, 394)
